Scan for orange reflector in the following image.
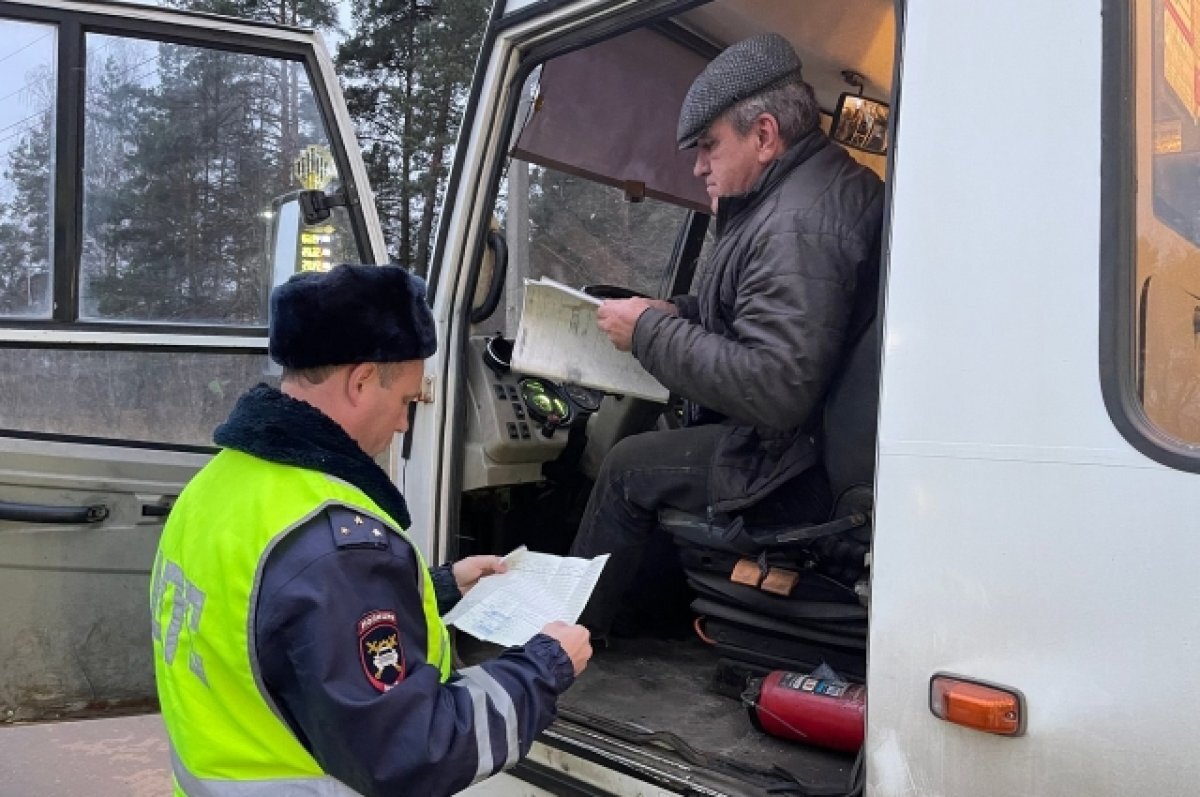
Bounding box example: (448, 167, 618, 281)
(929, 674, 1023, 736)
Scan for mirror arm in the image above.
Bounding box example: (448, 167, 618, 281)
(297, 188, 351, 225)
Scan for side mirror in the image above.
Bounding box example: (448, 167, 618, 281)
(267, 197, 302, 287)
(830, 93, 890, 155)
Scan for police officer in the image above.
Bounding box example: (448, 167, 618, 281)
(151, 264, 591, 796)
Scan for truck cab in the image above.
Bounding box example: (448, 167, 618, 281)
(412, 0, 1200, 794)
(5, 0, 1200, 795)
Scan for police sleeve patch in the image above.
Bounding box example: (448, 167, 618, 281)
(358, 610, 405, 692)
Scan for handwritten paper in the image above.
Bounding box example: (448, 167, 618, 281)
(443, 546, 609, 647)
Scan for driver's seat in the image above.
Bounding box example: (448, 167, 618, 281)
(658, 311, 881, 677)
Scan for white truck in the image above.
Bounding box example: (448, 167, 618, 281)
(3, 0, 1198, 795)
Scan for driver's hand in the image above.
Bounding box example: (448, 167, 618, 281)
(596, 298, 673, 351)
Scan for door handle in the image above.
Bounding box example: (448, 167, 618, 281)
(0, 500, 109, 524)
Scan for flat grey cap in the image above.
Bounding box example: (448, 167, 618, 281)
(676, 33, 802, 149)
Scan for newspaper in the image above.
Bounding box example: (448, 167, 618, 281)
(511, 277, 669, 403)
(443, 546, 609, 648)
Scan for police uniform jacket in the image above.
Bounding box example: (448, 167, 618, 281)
(215, 384, 574, 796)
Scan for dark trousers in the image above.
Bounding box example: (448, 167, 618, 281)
(570, 424, 835, 635)
(569, 425, 726, 634)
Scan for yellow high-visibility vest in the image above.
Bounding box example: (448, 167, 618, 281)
(151, 449, 450, 796)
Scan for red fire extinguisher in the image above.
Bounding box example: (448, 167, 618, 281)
(745, 670, 866, 753)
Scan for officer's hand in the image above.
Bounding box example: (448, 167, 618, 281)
(451, 555, 507, 596)
(541, 621, 592, 676)
(596, 298, 673, 352)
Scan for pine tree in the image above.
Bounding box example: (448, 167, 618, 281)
(338, 0, 489, 274)
(81, 36, 302, 323)
(74, 0, 343, 323)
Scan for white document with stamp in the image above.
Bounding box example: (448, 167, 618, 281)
(510, 277, 669, 403)
(443, 546, 609, 648)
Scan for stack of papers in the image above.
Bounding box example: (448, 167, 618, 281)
(511, 277, 669, 403)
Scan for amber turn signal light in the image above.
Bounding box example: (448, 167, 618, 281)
(929, 674, 1024, 736)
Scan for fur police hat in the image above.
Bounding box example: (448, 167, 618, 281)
(676, 33, 803, 149)
(268, 264, 437, 369)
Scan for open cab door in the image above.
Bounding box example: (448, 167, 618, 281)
(0, 0, 386, 727)
(420, 0, 893, 793)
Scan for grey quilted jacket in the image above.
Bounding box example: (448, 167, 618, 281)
(632, 129, 884, 512)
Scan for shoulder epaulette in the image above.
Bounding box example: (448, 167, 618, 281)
(326, 504, 392, 551)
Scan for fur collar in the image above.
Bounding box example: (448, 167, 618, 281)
(213, 383, 412, 529)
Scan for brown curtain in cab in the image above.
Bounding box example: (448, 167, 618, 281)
(512, 27, 713, 214)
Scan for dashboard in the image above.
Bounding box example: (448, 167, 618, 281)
(461, 336, 605, 491)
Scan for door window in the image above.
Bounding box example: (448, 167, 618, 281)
(79, 34, 357, 326)
(523, 162, 688, 295)
(480, 160, 690, 337)
(0, 15, 364, 448)
(0, 19, 55, 319)
(1125, 0, 1200, 450)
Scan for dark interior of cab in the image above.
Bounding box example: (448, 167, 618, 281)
(455, 1, 894, 794)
